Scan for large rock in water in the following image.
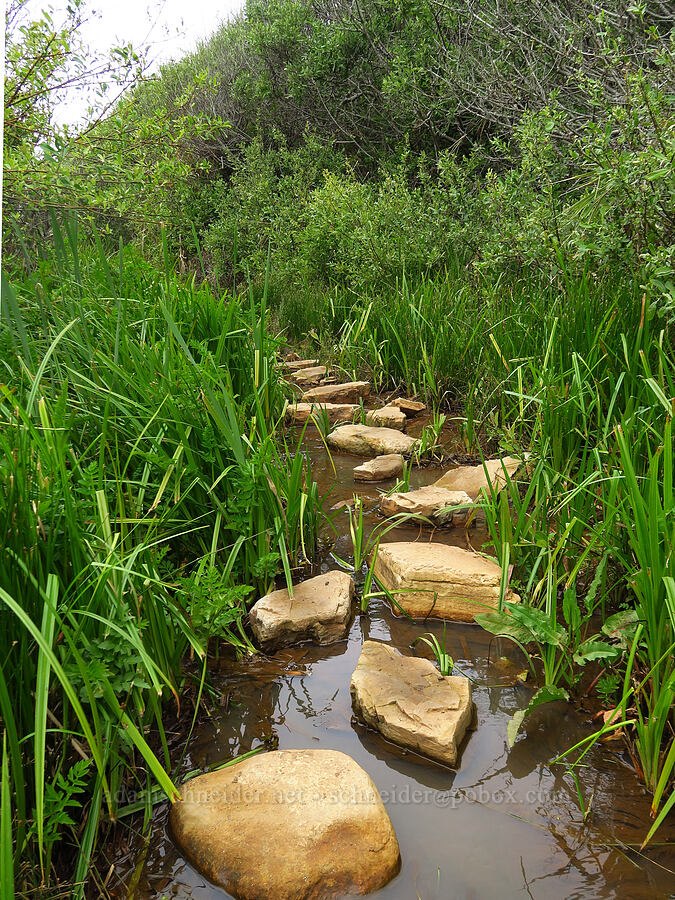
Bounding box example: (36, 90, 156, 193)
(170, 749, 400, 900)
(351, 641, 474, 767)
(249, 571, 354, 648)
(380, 486, 473, 525)
(302, 381, 370, 404)
(390, 397, 426, 416)
(434, 456, 526, 500)
(354, 454, 404, 482)
(371, 542, 520, 621)
(327, 424, 418, 457)
(286, 401, 358, 426)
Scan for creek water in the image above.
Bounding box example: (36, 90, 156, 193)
(115, 423, 675, 900)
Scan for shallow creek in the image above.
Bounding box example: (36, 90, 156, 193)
(117, 424, 675, 900)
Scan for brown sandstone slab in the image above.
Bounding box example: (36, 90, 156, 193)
(302, 381, 371, 404)
(291, 365, 327, 385)
(365, 405, 407, 431)
(434, 456, 526, 500)
(372, 541, 520, 621)
(351, 641, 474, 766)
(170, 749, 400, 900)
(380, 486, 473, 525)
(327, 424, 418, 457)
(353, 454, 404, 482)
(286, 402, 358, 426)
(283, 358, 319, 372)
(249, 571, 354, 648)
(390, 397, 426, 416)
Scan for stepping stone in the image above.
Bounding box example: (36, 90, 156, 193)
(327, 424, 418, 457)
(286, 401, 358, 426)
(434, 456, 526, 500)
(390, 397, 426, 416)
(351, 641, 475, 767)
(365, 405, 406, 431)
(380, 486, 473, 525)
(354, 454, 403, 482)
(290, 365, 327, 385)
(283, 358, 319, 372)
(302, 381, 370, 404)
(371, 542, 520, 621)
(249, 571, 354, 648)
(170, 748, 400, 900)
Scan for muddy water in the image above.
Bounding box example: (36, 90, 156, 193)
(118, 426, 675, 900)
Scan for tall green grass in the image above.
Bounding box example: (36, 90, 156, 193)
(0, 218, 322, 894)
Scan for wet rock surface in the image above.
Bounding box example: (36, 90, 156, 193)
(353, 454, 404, 482)
(372, 541, 520, 621)
(434, 456, 526, 500)
(380, 486, 473, 525)
(327, 424, 418, 457)
(350, 640, 474, 767)
(302, 381, 371, 404)
(170, 748, 401, 900)
(249, 571, 355, 648)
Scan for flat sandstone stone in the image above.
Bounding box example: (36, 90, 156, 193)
(286, 402, 358, 426)
(249, 571, 354, 648)
(291, 365, 327, 385)
(302, 381, 371, 404)
(351, 641, 474, 766)
(380, 486, 473, 525)
(170, 748, 400, 900)
(365, 405, 407, 431)
(372, 542, 520, 621)
(434, 456, 526, 500)
(354, 454, 404, 482)
(390, 397, 426, 416)
(327, 424, 418, 457)
(283, 358, 319, 372)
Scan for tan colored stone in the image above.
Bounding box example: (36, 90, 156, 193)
(365, 405, 407, 431)
(351, 641, 474, 766)
(302, 381, 371, 404)
(353, 454, 404, 482)
(390, 397, 426, 416)
(380, 486, 473, 525)
(283, 358, 319, 372)
(170, 749, 400, 900)
(291, 365, 327, 385)
(434, 456, 526, 500)
(249, 571, 354, 648)
(327, 424, 418, 457)
(286, 402, 358, 426)
(372, 541, 520, 622)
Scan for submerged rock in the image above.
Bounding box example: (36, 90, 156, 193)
(371, 541, 520, 621)
(365, 405, 407, 431)
(249, 571, 354, 648)
(286, 401, 358, 426)
(170, 748, 401, 900)
(327, 424, 418, 457)
(353, 454, 404, 482)
(291, 365, 327, 385)
(351, 641, 474, 767)
(302, 381, 371, 404)
(390, 397, 426, 416)
(434, 456, 526, 500)
(380, 486, 473, 525)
